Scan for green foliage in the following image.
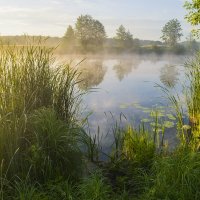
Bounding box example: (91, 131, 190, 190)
(114, 25, 133, 50)
(186, 33, 199, 52)
(75, 15, 106, 52)
(42, 179, 77, 200)
(122, 126, 156, 167)
(161, 19, 183, 47)
(14, 181, 42, 200)
(27, 108, 83, 181)
(0, 42, 83, 183)
(144, 151, 200, 200)
(184, 0, 200, 37)
(78, 172, 111, 200)
(184, 52, 200, 150)
(64, 25, 75, 41)
(61, 25, 76, 52)
(104, 126, 156, 196)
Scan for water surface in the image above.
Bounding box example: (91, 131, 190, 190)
(67, 54, 187, 148)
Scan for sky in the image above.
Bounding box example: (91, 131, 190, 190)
(0, 0, 193, 40)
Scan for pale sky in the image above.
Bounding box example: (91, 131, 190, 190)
(0, 0, 193, 40)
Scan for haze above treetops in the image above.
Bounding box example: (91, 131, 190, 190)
(0, 0, 193, 41)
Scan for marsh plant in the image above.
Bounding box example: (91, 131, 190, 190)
(184, 52, 200, 150)
(0, 41, 83, 189)
(158, 52, 200, 150)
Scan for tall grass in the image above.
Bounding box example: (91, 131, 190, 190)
(157, 52, 200, 150)
(0, 41, 83, 184)
(78, 171, 112, 200)
(144, 151, 200, 200)
(184, 52, 200, 150)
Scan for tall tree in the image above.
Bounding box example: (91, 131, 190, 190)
(75, 15, 106, 51)
(62, 25, 76, 49)
(64, 25, 75, 42)
(114, 25, 133, 49)
(184, 0, 200, 37)
(186, 33, 199, 52)
(161, 19, 183, 47)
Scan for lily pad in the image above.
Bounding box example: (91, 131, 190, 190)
(141, 118, 151, 123)
(150, 112, 165, 117)
(163, 121, 174, 128)
(166, 114, 176, 121)
(120, 104, 129, 109)
(142, 108, 152, 113)
(150, 122, 162, 128)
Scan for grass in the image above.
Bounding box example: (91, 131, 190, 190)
(0, 40, 200, 199)
(143, 151, 200, 200)
(184, 52, 200, 150)
(0, 41, 84, 196)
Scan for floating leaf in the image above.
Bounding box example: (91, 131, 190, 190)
(120, 104, 129, 109)
(150, 122, 162, 128)
(163, 121, 174, 128)
(150, 112, 165, 117)
(142, 108, 152, 113)
(141, 118, 151, 123)
(166, 114, 176, 121)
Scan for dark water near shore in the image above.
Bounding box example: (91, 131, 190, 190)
(66, 54, 188, 149)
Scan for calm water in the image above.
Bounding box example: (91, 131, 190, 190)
(67, 54, 188, 148)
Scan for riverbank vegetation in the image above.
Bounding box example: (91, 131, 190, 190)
(0, 40, 200, 199)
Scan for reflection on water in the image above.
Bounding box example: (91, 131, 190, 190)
(78, 60, 106, 90)
(65, 54, 187, 148)
(113, 57, 140, 81)
(160, 64, 180, 88)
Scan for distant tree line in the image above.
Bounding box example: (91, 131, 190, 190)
(0, 14, 199, 55)
(62, 15, 141, 53)
(60, 14, 199, 54)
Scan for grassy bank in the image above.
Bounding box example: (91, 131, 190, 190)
(0, 42, 200, 199)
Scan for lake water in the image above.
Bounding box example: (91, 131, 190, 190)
(66, 54, 188, 149)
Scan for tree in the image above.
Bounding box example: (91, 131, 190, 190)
(75, 15, 106, 51)
(114, 25, 133, 49)
(186, 33, 199, 52)
(161, 19, 183, 47)
(184, 0, 200, 37)
(64, 25, 75, 42)
(62, 25, 76, 51)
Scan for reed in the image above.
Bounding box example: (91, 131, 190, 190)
(184, 52, 200, 150)
(0, 40, 83, 183)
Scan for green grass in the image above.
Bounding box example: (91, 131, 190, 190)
(0, 41, 83, 191)
(184, 52, 200, 150)
(143, 151, 200, 200)
(0, 41, 200, 199)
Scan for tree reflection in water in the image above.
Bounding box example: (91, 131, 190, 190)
(113, 56, 141, 81)
(160, 64, 179, 88)
(78, 60, 106, 90)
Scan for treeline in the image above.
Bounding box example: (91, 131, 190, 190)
(0, 15, 199, 54)
(59, 15, 199, 54)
